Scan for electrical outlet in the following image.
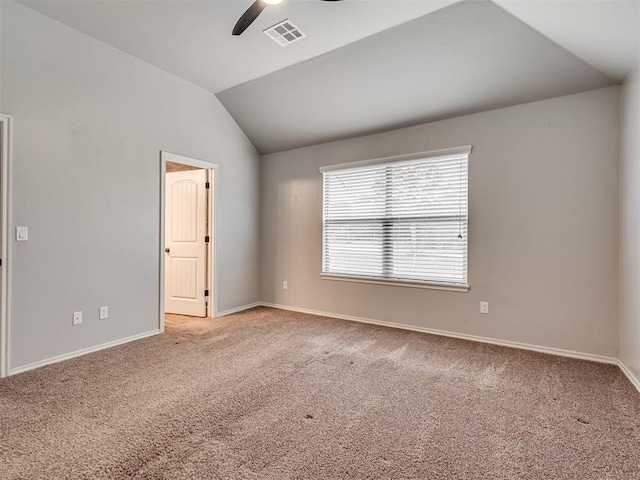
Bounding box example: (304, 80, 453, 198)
(99, 306, 108, 320)
(283, 281, 288, 290)
(480, 302, 489, 314)
(72, 311, 83, 326)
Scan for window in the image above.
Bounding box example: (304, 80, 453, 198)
(321, 146, 470, 290)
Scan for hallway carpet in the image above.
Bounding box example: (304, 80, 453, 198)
(1, 307, 639, 479)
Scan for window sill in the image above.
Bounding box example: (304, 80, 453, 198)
(320, 274, 469, 293)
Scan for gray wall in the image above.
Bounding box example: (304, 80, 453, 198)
(1, 1, 261, 370)
(619, 37, 640, 382)
(261, 87, 620, 358)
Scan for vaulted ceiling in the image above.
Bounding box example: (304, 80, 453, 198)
(18, 0, 640, 154)
(217, 0, 619, 153)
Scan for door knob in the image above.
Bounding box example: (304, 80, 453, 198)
(165, 248, 170, 254)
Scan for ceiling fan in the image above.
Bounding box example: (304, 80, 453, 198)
(233, 0, 343, 36)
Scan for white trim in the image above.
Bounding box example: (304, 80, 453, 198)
(8, 329, 161, 376)
(159, 153, 166, 333)
(259, 303, 619, 365)
(162, 152, 216, 171)
(216, 302, 262, 318)
(618, 360, 640, 394)
(0, 114, 11, 378)
(159, 152, 219, 334)
(321, 274, 469, 292)
(210, 168, 219, 320)
(319, 145, 472, 173)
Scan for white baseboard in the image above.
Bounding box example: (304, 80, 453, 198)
(260, 302, 619, 366)
(8, 329, 161, 376)
(216, 302, 262, 318)
(618, 360, 640, 394)
(9, 304, 633, 393)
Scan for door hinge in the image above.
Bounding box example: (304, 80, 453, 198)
(205, 182, 210, 189)
(205, 289, 209, 297)
(205, 235, 210, 243)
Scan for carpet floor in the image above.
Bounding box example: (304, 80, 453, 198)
(1, 307, 639, 479)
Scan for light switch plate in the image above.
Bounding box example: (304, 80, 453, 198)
(72, 311, 82, 326)
(16, 226, 28, 241)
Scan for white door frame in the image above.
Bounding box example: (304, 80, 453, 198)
(159, 151, 218, 332)
(0, 115, 12, 378)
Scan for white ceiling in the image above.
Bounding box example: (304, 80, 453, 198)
(16, 0, 640, 153)
(496, 0, 638, 81)
(18, 0, 639, 93)
(217, 0, 616, 153)
(17, 0, 462, 93)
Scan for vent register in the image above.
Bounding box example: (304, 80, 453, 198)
(264, 19, 306, 46)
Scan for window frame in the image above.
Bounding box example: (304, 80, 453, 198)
(320, 146, 471, 293)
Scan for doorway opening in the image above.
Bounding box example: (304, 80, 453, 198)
(0, 115, 10, 378)
(160, 152, 218, 333)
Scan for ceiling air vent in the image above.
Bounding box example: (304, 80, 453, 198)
(264, 19, 306, 47)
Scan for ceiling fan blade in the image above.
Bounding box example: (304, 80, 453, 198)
(233, 1, 268, 36)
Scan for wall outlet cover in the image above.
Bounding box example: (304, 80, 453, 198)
(480, 302, 489, 314)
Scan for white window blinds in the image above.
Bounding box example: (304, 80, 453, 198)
(322, 147, 469, 287)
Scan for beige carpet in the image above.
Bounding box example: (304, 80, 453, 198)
(1, 307, 639, 479)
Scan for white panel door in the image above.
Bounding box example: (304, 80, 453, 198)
(165, 169, 207, 317)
